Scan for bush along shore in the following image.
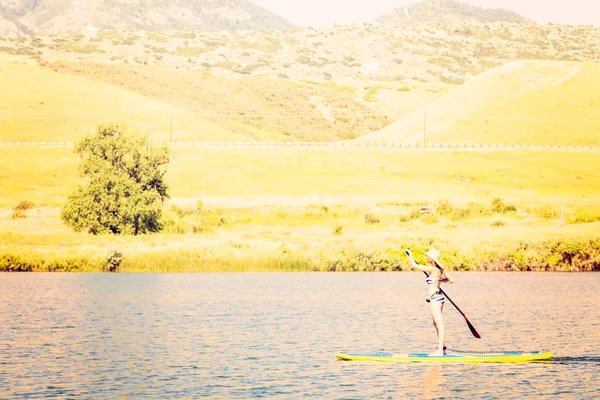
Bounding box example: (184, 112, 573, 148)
(1, 238, 599, 272)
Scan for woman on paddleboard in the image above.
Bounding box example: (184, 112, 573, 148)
(404, 248, 454, 356)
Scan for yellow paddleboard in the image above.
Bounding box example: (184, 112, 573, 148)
(336, 351, 554, 363)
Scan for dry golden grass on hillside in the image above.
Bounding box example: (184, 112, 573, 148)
(435, 62, 600, 145)
(2, 146, 600, 207)
(4, 54, 598, 145)
(361, 60, 600, 145)
(0, 55, 243, 142)
(47, 61, 389, 142)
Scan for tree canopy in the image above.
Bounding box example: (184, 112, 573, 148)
(61, 124, 171, 235)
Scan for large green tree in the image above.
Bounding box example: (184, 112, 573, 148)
(61, 124, 171, 235)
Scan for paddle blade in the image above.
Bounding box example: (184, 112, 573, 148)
(464, 316, 481, 339)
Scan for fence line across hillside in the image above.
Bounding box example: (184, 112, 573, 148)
(1, 141, 599, 150)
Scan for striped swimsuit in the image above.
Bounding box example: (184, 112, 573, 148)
(425, 275, 446, 304)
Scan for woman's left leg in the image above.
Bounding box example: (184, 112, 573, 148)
(430, 301, 446, 356)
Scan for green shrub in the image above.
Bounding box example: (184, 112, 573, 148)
(420, 214, 439, 224)
(491, 220, 506, 227)
(410, 209, 422, 219)
(567, 212, 600, 225)
(449, 207, 471, 220)
(58, 43, 103, 53)
(440, 76, 466, 85)
(0, 251, 102, 272)
(363, 86, 382, 102)
(113, 36, 138, 46)
(333, 225, 343, 235)
(12, 200, 34, 218)
(436, 199, 480, 221)
(11, 210, 27, 219)
(364, 213, 380, 224)
(436, 199, 452, 214)
(507, 238, 600, 271)
(323, 248, 402, 272)
(436, 200, 460, 219)
(238, 63, 264, 75)
(105, 251, 123, 272)
(398, 214, 411, 222)
(427, 56, 453, 67)
(491, 198, 517, 213)
(173, 46, 206, 57)
(202, 39, 226, 47)
(15, 201, 35, 211)
(192, 224, 214, 234)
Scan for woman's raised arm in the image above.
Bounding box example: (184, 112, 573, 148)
(404, 249, 437, 274)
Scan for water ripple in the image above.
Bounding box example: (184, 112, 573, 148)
(0, 272, 598, 398)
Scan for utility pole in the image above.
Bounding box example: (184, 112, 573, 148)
(170, 112, 173, 143)
(423, 104, 427, 146)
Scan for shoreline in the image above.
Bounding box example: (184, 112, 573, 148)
(2, 236, 599, 272)
(2, 199, 599, 273)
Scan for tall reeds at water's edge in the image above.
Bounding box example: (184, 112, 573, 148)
(1, 238, 599, 272)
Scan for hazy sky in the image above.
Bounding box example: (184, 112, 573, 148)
(252, 0, 600, 27)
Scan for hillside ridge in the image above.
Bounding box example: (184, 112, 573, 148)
(0, 0, 294, 36)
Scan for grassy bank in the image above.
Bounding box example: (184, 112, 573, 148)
(1, 237, 599, 272)
(1, 198, 600, 272)
(3, 142, 600, 273)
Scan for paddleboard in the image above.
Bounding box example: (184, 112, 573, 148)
(336, 351, 553, 363)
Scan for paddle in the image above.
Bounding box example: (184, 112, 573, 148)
(430, 279, 481, 339)
(404, 249, 481, 339)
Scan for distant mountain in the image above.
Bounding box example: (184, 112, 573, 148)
(0, 0, 294, 36)
(0, 0, 37, 35)
(377, 0, 529, 26)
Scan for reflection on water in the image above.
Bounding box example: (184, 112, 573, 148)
(420, 366, 448, 399)
(0, 272, 598, 398)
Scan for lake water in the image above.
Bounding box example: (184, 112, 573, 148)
(1, 272, 599, 398)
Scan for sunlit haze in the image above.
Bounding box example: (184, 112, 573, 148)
(252, 0, 600, 27)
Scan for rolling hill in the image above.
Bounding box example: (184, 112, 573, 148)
(0, 55, 246, 142)
(431, 61, 600, 145)
(358, 60, 600, 145)
(0, 0, 294, 36)
(0, 55, 388, 142)
(2, 56, 599, 145)
(377, 0, 529, 26)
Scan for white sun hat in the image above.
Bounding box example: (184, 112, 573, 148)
(420, 248, 444, 268)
